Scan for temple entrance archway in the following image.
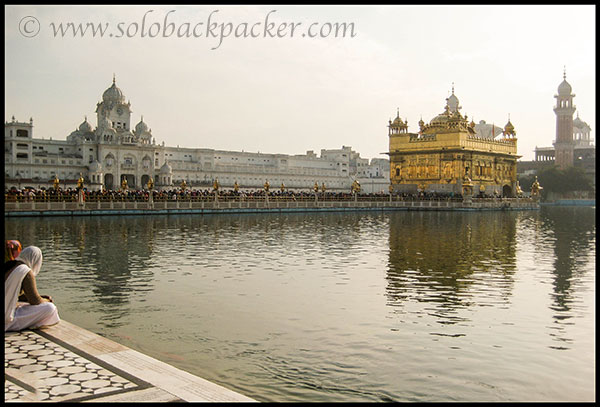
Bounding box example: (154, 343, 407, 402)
(502, 184, 512, 197)
(121, 174, 135, 189)
(141, 174, 150, 188)
(104, 173, 114, 190)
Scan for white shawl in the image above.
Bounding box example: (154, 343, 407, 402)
(4, 246, 43, 325)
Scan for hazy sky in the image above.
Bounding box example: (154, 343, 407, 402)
(4, 5, 596, 161)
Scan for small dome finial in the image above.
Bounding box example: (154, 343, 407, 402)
(113, 73, 116, 84)
(563, 66, 566, 80)
(452, 82, 455, 95)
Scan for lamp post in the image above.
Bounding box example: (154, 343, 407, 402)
(147, 177, 154, 206)
(77, 173, 85, 205)
(53, 175, 60, 192)
(264, 180, 270, 204)
(213, 178, 220, 202)
(313, 181, 319, 203)
(352, 179, 361, 202)
(530, 176, 543, 202)
(16, 171, 21, 191)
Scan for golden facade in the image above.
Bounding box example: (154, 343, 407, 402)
(388, 90, 520, 196)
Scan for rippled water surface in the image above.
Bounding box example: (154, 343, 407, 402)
(5, 207, 595, 402)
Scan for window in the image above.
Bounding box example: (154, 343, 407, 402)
(16, 129, 28, 137)
(16, 153, 28, 159)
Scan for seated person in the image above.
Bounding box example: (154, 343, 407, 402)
(5, 246, 60, 332)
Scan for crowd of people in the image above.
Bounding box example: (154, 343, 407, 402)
(5, 240, 60, 332)
(3, 186, 484, 202)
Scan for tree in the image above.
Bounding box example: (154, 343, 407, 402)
(519, 165, 594, 200)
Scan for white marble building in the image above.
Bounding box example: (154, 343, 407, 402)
(5, 79, 389, 192)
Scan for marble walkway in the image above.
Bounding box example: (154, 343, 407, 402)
(4, 320, 256, 402)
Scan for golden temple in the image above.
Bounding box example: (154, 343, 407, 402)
(387, 88, 520, 197)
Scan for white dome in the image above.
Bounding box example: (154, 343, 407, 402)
(78, 117, 93, 133)
(135, 118, 149, 134)
(446, 93, 460, 113)
(160, 161, 172, 174)
(557, 79, 572, 95)
(102, 78, 125, 103)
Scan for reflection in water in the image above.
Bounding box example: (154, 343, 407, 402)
(538, 207, 595, 348)
(6, 216, 158, 327)
(386, 212, 517, 325)
(3, 208, 595, 402)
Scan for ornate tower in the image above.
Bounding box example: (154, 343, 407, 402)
(95, 75, 132, 134)
(553, 68, 576, 169)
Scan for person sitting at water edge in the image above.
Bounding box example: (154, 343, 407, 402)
(5, 246, 60, 332)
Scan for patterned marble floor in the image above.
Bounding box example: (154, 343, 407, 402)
(4, 320, 254, 403)
(5, 329, 149, 402)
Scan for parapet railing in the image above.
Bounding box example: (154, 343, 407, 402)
(4, 192, 516, 204)
(4, 192, 539, 213)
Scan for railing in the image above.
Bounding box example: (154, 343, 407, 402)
(5, 191, 539, 214)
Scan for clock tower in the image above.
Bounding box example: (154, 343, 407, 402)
(553, 68, 576, 170)
(95, 75, 132, 132)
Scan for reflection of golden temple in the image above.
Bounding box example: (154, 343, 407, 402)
(386, 211, 518, 316)
(53, 175, 60, 191)
(388, 87, 520, 197)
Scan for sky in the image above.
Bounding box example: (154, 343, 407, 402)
(4, 4, 596, 161)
